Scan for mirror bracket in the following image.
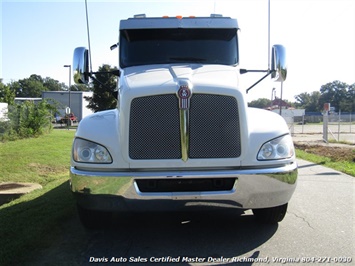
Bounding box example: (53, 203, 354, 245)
(244, 44, 287, 93)
(245, 70, 275, 94)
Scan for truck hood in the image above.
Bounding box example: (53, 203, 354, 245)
(75, 65, 293, 170)
(122, 64, 240, 91)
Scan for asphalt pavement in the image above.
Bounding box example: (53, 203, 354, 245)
(261, 158, 354, 264)
(26, 158, 354, 266)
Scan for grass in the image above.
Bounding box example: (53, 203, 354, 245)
(328, 139, 354, 145)
(0, 129, 74, 184)
(296, 149, 355, 177)
(0, 129, 76, 265)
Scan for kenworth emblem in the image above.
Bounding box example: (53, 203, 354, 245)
(176, 80, 192, 161)
(177, 84, 192, 110)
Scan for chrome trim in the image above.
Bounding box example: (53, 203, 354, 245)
(177, 83, 192, 110)
(70, 162, 297, 211)
(73, 47, 89, 84)
(177, 80, 192, 162)
(179, 109, 189, 162)
(271, 44, 287, 82)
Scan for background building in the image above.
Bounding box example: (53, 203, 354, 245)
(42, 91, 93, 122)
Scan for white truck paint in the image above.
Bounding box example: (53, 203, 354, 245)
(70, 15, 297, 228)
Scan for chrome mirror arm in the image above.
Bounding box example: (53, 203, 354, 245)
(245, 69, 275, 94)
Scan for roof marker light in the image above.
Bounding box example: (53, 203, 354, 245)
(134, 14, 146, 18)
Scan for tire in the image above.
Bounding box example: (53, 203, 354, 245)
(252, 203, 288, 224)
(77, 204, 112, 229)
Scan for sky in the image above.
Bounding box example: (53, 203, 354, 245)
(1, 0, 354, 102)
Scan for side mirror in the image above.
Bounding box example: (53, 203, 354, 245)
(73, 47, 89, 84)
(271, 44, 287, 82)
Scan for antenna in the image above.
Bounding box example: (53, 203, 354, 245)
(85, 0, 93, 73)
(268, 0, 271, 70)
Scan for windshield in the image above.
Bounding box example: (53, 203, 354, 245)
(120, 28, 238, 68)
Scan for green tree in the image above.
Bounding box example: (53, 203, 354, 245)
(85, 64, 118, 112)
(43, 77, 66, 91)
(2, 99, 53, 140)
(248, 98, 271, 109)
(319, 80, 348, 112)
(343, 83, 355, 113)
(294, 92, 310, 108)
(0, 79, 15, 105)
(14, 74, 47, 97)
(294, 91, 321, 112)
(8, 81, 21, 97)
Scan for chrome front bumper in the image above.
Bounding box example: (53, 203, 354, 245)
(70, 163, 297, 211)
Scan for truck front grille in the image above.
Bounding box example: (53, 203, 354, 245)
(129, 95, 182, 159)
(136, 178, 236, 192)
(189, 94, 241, 158)
(129, 94, 241, 160)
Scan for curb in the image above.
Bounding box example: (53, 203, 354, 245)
(0, 182, 42, 206)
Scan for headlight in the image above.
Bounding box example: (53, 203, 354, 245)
(73, 138, 112, 163)
(257, 135, 294, 161)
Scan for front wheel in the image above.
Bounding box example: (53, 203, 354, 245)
(252, 203, 288, 224)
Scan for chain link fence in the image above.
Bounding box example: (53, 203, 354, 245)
(286, 113, 355, 144)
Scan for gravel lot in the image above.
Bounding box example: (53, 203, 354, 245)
(291, 124, 354, 145)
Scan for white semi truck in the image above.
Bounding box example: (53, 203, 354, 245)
(70, 14, 297, 228)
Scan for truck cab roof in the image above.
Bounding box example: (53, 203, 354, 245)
(120, 14, 239, 30)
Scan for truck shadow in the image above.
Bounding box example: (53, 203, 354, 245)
(1, 182, 277, 265)
(80, 209, 277, 265)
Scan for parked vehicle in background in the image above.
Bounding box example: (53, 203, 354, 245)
(0, 103, 8, 121)
(59, 113, 77, 126)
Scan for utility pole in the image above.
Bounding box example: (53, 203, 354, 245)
(64, 65, 71, 128)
